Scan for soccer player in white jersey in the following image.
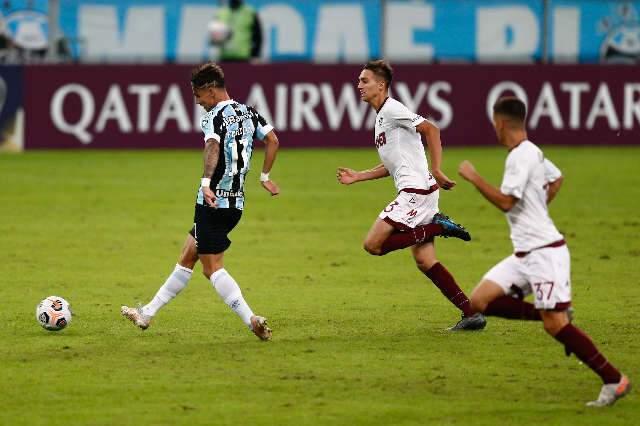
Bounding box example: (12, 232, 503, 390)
(337, 60, 486, 331)
(121, 62, 279, 341)
(458, 96, 630, 407)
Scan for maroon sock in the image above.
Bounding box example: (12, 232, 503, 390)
(554, 324, 621, 384)
(379, 224, 442, 255)
(484, 296, 541, 320)
(423, 262, 474, 317)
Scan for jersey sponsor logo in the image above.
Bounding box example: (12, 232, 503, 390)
(375, 131, 387, 149)
(223, 112, 252, 127)
(406, 209, 418, 218)
(215, 189, 244, 198)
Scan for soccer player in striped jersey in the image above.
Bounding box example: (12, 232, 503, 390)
(121, 62, 279, 341)
(458, 96, 630, 406)
(337, 60, 486, 331)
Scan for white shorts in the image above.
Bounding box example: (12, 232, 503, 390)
(483, 244, 571, 310)
(378, 189, 439, 230)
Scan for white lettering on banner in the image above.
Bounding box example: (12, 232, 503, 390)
(79, 6, 165, 62)
(246, 84, 274, 127)
(313, 6, 368, 63)
(393, 82, 453, 128)
(154, 85, 191, 132)
(95, 85, 132, 133)
(385, 3, 434, 62)
(486, 81, 639, 131)
(260, 5, 305, 59)
(624, 84, 640, 130)
(486, 82, 529, 121)
(69, 3, 608, 64)
(320, 83, 369, 130)
(291, 84, 322, 131)
(552, 7, 580, 63)
(476, 7, 539, 63)
(49, 80, 638, 144)
(51, 83, 195, 143)
(394, 83, 428, 114)
(176, 6, 218, 63)
(529, 83, 563, 129)
(128, 85, 161, 132)
(428, 82, 453, 128)
(560, 82, 590, 128)
(50, 84, 95, 144)
(586, 83, 619, 130)
(275, 84, 288, 130)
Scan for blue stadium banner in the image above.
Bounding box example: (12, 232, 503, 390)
(0, 66, 24, 152)
(549, 1, 640, 63)
(58, 0, 382, 63)
(2, 0, 639, 63)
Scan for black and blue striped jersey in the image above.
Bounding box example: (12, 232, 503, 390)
(197, 99, 273, 209)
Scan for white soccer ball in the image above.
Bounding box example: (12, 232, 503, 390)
(36, 296, 72, 331)
(208, 19, 232, 45)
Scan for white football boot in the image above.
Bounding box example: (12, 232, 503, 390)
(250, 315, 272, 341)
(120, 305, 152, 330)
(586, 375, 631, 407)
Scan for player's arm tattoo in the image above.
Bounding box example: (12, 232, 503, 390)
(203, 139, 219, 178)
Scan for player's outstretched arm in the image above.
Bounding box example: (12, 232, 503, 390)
(336, 163, 389, 185)
(202, 138, 220, 207)
(416, 121, 455, 190)
(260, 130, 280, 196)
(458, 160, 517, 212)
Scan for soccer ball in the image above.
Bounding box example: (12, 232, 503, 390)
(208, 19, 232, 45)
(36, 296, 72, 331)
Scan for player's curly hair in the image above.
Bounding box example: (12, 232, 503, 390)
(493, 96, 527, 123)
(363, 59, 393, 87)
(191, 62, 225, 89)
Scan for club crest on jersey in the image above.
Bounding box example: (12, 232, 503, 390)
(375, 132, 387, 148)
(378, 116, 384, 126)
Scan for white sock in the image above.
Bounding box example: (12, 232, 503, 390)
(142, 264, 193, 316)
(210, 268, 254, 328)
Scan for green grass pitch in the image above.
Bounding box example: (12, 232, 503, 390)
(1, 147, 638, 425)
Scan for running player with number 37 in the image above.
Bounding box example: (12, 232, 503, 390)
(458, 96, 630, 407)
(122, 62, 278, 341)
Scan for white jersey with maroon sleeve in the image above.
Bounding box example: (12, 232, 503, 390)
(374, 98, 437, 192)
(500, 140, 564, 252)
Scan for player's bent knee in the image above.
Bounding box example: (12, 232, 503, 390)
(363, 241, 383, 256)
(543, 322, 561, 336)
(542, 317, 566, 336)
(414, 257, 437, 272)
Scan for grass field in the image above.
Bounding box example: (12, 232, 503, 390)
(1, 147, 639, 425)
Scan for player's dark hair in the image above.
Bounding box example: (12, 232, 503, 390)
(191, 62, 225, 89)
(493, 96, 527, 123)
(363, 59, 393, 87)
